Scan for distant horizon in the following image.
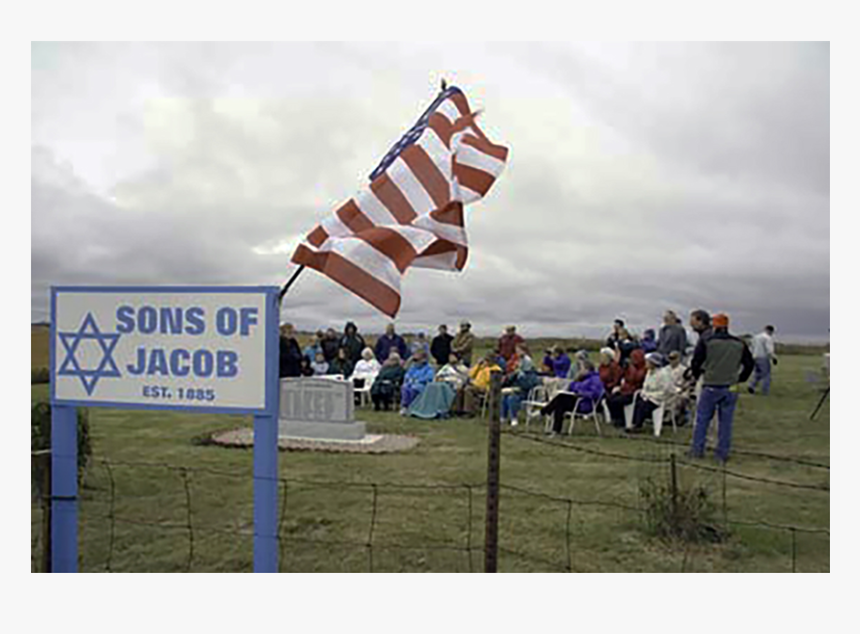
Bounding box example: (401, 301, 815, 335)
(30, 320, 829, 346)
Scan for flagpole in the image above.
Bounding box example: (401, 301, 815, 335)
(278, 79, 450, 307)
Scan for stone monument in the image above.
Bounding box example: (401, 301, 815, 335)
(278, 377, 367, 441)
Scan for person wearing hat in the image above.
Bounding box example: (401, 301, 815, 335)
(687, 313, 755, 462)
(629, 352, 675, 431)
(451, 321, 475, 366)
(498, 325, 525, 363)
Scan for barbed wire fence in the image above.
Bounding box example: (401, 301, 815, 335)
(32, 433, 829, 572)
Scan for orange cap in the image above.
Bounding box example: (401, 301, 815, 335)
(712, 313, 729, 328)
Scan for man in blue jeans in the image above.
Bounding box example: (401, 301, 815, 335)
(687, 313, 754, 462)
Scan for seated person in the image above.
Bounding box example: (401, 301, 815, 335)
(606, 349, 647, 427)
(400, 350, 435, 414)
(459, 352, 503, 416)
(436, 353, 470, 388)
(352, 347, 382, 387)
(299, 356, 314, 377)
(311, 351, 330, 376)
(567, 349, 590, 379)
(541, 360, 605, 435)
(598, 347, 623, 393)
(327, 347, 355, 378)
(542, 346, 571, 378)
(666, 350, 693, 424)
(629, 353, 675, 431)
(501, 344, 541, 425)
(371, 353, 405, 411)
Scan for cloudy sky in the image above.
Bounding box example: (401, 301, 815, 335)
(31, 42, 829, 341)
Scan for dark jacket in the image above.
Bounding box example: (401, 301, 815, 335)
(339, 333, 366, 364)
(321, 336, 340, 363)
(279, 336, 303, 378)
(327, 357, 355, 377)
(657, 323, 688, 356)
(691, 328, 754, 387)
(374, 333, 409, 363)
(430, 333, 454, 366)
(371, 364, 406, 397)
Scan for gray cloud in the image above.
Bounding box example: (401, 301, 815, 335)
(31, 42, 829, 342)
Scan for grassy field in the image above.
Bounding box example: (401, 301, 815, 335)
(31, 326, 829, 572)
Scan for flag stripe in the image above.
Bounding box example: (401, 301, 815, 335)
(400, 144, 450, 209)
(370, 173, 417, 224)
(417, 128, 452, 178)
(355, 189, 400, 227)
(450, 92, 471, 118)
(354, 226, 419, 273)
(336, 199, 375, 234)
(307, 225, 328, 248)
(428, 112, 454, 147)
(453, 162, 495, 197)
(292, 245, 401, 317)
(461, 134, 509, 161)
(456, 143, 506, 178)
(437, 99, 463, 126)
(388, 156, 436, 217)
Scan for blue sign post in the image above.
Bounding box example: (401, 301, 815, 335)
(49, 286, 281, 572)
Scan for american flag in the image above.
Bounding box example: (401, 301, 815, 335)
(291, 85, 509, 317)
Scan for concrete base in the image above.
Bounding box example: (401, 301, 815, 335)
(278, 419, 367, 441)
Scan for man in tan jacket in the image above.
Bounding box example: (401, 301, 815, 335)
(451, 321, 475, 366)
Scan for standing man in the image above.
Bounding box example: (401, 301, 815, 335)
(687, 313, 754, 463)
(374, 323, 409, 364)
(451, 321, 476, 366)
(748, 325, 778, 395)
(498, 325, 525, 363)
(278, 323, 303, 378)
(430, 324, 454, 367)
(657, 310, 688, 357)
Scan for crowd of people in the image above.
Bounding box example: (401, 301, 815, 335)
(278, 311, 777, 462)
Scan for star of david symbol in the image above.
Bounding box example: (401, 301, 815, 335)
(57, 312, 122, 396)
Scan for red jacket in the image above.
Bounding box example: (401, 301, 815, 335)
(620, 349, 647, 396)
(498, 333, 525, 360)
(599, 361, 623, 391)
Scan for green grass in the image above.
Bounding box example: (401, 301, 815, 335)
(30, 352, 829, 573)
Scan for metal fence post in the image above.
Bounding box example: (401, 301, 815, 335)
(484, 370, 502, 573)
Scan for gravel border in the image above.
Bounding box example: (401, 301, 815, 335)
(210, 428, 420, 454)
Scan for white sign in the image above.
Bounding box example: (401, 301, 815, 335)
(51, 287, 277, 412)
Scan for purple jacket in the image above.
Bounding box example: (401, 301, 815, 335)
(567, 370, 605, 413)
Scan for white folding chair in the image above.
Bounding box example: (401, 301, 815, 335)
(561, 393, 602, 436)
(353, 372, 377, 408)
(522, 385, 550, 429)
(625, 391, 671, 437)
